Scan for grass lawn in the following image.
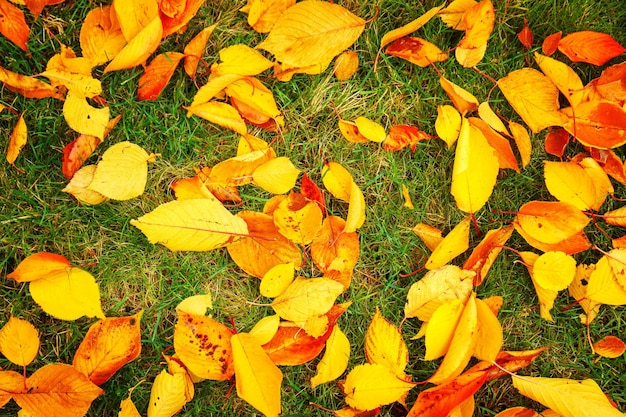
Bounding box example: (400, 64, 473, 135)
(1, 0, 626, 416)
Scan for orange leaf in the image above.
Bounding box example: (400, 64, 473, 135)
(440, 76, 479, 115)
(517, 18, 533, 50)
(242, 0, 296, 33)
(544, 127, 570, 158)
(0, 66, 62, 99)
(515, 201, 590, 245)
(300, 173, 326, 215)
(12, 363, 104, 417)
(463, 225, 514, 286)
(72, 312, 143, 385)
(79, 6, 126, 66)
(0, 370, 25, 407)
(542, 31, 562, 56)
(7, 252, 70, 282)
(339, 119, 368, 143)
(24, 0, 49, 19)
(468, 117, 519, 172)
(273, 192, 323, 245)
(227, 211, 302, 278)
(183, 24, 217, 78)
(311, 216, 359, 274)
(159, 0, 205, 37)
(455, 0, 495, 67)
(593, 335, 626, 358)
(562, 101, 626, 149)
(6, 113, 27, 167)
(0, 0, 29, 52)
(334, 50, 359, 80)
(137, 52, 185, 100)
(558, 31, 625, 66)
(385, 36, 448, 68)
(383, 124, 434, 152)
(509, 121, 531, 168)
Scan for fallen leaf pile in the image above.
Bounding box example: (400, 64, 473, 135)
(2, 0, 626, 416)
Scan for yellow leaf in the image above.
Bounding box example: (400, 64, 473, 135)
(473, 297, 502, 361)
(6, 113, 27, 166)
(451, 118, 499, 213)
(0, 316, 39, 366)
(175, 293, 213, 316)
(112, 0, 158, 42)
(532, 251, 577, 291)
(183, 24, 217, 78)
(512, 376, 623, 417)
(232, 333, 283, 417)
(455, 0, 494, 67)
(365, 308, 408, 378)
(544, 161, 597, 211)
(40, 70, 101, 98)
(63, 91, 110, 139)
(147, 370, 191, 417)
(534, 52, 584, 107)
(568, 264, 600, 325)
(257, 1, 365, 71)
(520, 251, 559, 321)
(62, 165, 109, 205)
(189, 73, 244, 107)
(508, 121, 532, 168)
(185, 101, 248, 134)
(579, 157, 613, 211)
(425, 216, 471, 269)
(131, 198, 249, 251)
(12, 364, 104, 417)
(355, 116, 386, 143)
(260, 262, 295, 298)
(438, 0, 477, 30)
(413, 223, 444, 252)
(404, 265, 474, 321)
(79, 6, 126, 66)
(435, 104, 462, 148)
(252, 157, 300, 194)
(440, 77, 479, 115)
(428, 293, 479, 384)
(244, 0, 296, 33)
(593, 335, 626, 359)
(271, 277, 344, 324)
(334, 50, 359, 80)
(587, 251, 626, 305)
(104, 16, 163, 73)
(425, 299, 464, 360)
(209, 149, 274, 187)
(322, 161, 353, 202)
(478, 102, 508, 135)
(29, 266, 105, 321)
(119, 396, 142, 417)
(249, 314, 280, 346)
(311, 325, 350, 389)
(225, 77, 283, 125)
(379, 4, 444, 51)
(87, 142, 154, 200)
(402, 184, 414, 209)
(345, 180, 366, 233)
(213, 44, 274, 76)
(497, 68, 567, 133)
(343, 363, 415, 411)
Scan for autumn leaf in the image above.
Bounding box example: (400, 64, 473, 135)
(365, 308, 409, 379)
(455, 0, 495, 68)
(435, 104, 462, 148)
(321, 161, 366, 232)
(311, 325, 350, 389)
(558, 31, 625, 66)
(104, 16, 163, 73)
(113, 0, 158, 42)
(562, 101, 626, 149)
(568, 264, 600, 325)
(0, 316, 39, 366)
(62, 165, 109, 205)
(534, 52, 584, 107)
(334, 50, 359, 80)
(593, 335, 626, 359)
(257, 0, 365, 72)
(468, 117, 519, 172)
(354, 116, 386, 143)
(271, 277, 344, 326)
(519, 251, 559, 321)
(512, 376, 624, 417)
(119, 396, 142, 417)
(0, 66, 63, 99)
(213, 44, 274, 76)
(478, 102, 508, 135)
(73, 312, 143, 385)
(252, 157, 300, 194)
(542, 31, 562, 56)
(383, 124, 434, 152)
(159, 0, 205, 37)
(509, 121, 532, 167)
(379, 4, 443, 52)
(183, 24, 216, 78)
(79, 6, 126, 66)
(272, 192, 323, 244)
(232, 333, 283, 417)
(249, 314, 280, 346)
(425, 216, 471, 270)
(440, 76, 479, 115)
(438, 0, 476, 30)
(463, 225, 514, 286)
(63, 91, 110, 139)
(343, 363, 416, 411)
(425, 299, 465, 360)
(385, 36, 448, 67)
(6, 113, 27, 167)
(241, 0, 296, 33)
(517, 18, 533, 50)
(138, 52, 185, 100)
(11, 364, 104, 417)
(586, 250, 626, 305)
(0, 0, 30, 51)
(544, 160, 602, 211)
(186, 101, 248, 134)
(147, 369, 192, 417)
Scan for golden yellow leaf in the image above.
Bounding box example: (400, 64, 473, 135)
(345, 180, 366, 233)
(413, 223, 444, 252)
(593, 335, 626, 359)
(473, 297, 502, 361)
(104, 16, 163, 73)
(147, 370, 191, 417)
(438, 0, 477, 30)
(252, 157, 300, 194)
(112, 0, 158, 41)
(404, 265, 474, 321)
(62, 165, 109, 205)
(12, 364, 104, 417)
(173, 311, 234, 380)
(379, 4, 444, 51)
(118, 396, 141, 417)
(189, 73, 244, 107)
(425, 216, 471, 269)
(322, 161, 353, 202)
(604, 206, 626, 227)
(310, 216, 360, 278)
(579, 157, 613, 211)
(534, 52, 584, 107)
(260, 263, 295, 298)
(237, 133, 271, 155)
(520, 251, 559, 321)
(343, 363, 415, 411)
(512, 376, 623, 417)
(271, 277, 344, 324)
(339, 118, 368, 143)
(6, 113, 27, 166)
(185, 101, 248, 134)
(72, 312, 143, 385)
(497, 68, 567, 133)
(232, 333, 283, 417)
(0, 316, 39, 366)
(183, 24, 217, 78)
(79, 6, 126, 66)
(568, 264, 600, 325)
(451, 118, 499, 213)
(587, 251, 626, 305)
(532, 251, 577, 291)
(175, 293, 213, 316)
(428, 293, 479, 384)
(40, 70, 101, 98)
(467, 117, 519, 172)
(249, 314, 280, 346)
(455, 0, 494, 67)
(365, 308, 408, 378)
(257, 1, 365, 71)
(87, 142, 155, 200)
(209, 149, 274, 187)
(212, 44, 274, 76)
(425, 299, 464, 360)
(63, 91, 110, 139)
(334, 51, 359, 80)
(478, 102, 508, 135)
(244, 0, 296, 33)
(544, 161, 597, 211)
(311, 325, 350, 389)
(508, 121, 532, 168)
(355, 116, 386, 143)
(440, 77, 479, 115)
(131, 198, 249, 251)
(402, 184, 414, 209)
(225, 77, 283, 126)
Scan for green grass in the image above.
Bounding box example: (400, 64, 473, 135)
(1, 0, 626, 415)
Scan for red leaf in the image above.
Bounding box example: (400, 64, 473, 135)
(544, 127, 570, 158)
(517, 18, 533, 50)
(558, 31, 625, 66)
(300, 173, 326, 215)
(137, 52, 185, 101)
(542, 31, 562, 56)
(0, 0, 30, 52)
